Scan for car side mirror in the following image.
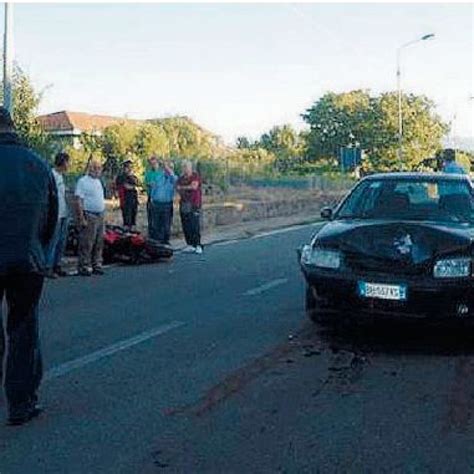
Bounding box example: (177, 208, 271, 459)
(320, 207, 333, 220)
(296, 246, 303, 261)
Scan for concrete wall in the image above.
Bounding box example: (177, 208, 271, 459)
(105, 190, 347, 237)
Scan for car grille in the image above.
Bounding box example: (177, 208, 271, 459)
(344, 252, 429, 277)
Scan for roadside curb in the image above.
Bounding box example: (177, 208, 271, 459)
(60, 215, 322, 274)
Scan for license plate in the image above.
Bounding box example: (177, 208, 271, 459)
(358, 282, 407, 301)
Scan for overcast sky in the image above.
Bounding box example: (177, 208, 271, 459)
(12, 3, 474, 143)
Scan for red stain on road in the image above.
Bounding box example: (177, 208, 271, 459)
(164, 326, 317, 417)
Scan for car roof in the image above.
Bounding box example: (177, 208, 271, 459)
(363, 172, 471, 182)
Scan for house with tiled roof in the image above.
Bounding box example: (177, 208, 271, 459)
(37, 111, 140, 148)
(38, 111, 227, 153)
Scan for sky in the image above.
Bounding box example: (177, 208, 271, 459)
(10, 2, 474, 144)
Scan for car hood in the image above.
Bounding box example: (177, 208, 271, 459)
(314, 219, 474, 263)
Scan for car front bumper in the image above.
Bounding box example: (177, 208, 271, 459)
(301, 264, 474, 322)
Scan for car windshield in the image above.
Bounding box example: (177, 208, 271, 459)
(337, 178, 474, 224)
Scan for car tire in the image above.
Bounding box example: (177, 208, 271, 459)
(306, 285, 348, 332)
(306, 285, 325, 324)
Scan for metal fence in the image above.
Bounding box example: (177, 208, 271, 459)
(229, 174, 356, 192)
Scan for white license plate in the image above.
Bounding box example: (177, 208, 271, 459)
(358, 282, 407, 301)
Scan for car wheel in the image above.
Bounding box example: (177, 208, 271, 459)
(306, 285, 324, 324)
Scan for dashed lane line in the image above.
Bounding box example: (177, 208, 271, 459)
(44, 321, 184, 381)
(244, 278, 289, 296)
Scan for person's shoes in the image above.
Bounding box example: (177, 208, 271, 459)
(195, 245, 203, 255)
(54, 267, 68, 277)
(182, 246, 196, 253)
(45, 270, 58, 279)
(92, 267, 105, 276)
(78, 268, 92, 277)
(7, 411, 31, 426)
(7, 403, 43, 427)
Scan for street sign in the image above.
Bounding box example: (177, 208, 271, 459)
(339, 147, 361, 172)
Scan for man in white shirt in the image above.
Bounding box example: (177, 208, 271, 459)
(75, 161, 106, 276)
(45, 152, 71, 278)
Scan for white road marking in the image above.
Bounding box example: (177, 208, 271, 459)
(250, 222, 319, 240)
(244, 278, 288, 296)
(44, 321, 184, 381)
(211, 222, 320, 249)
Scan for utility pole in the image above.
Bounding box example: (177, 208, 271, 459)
(396, 47, 402, 164)
(3, 2, 13, 114)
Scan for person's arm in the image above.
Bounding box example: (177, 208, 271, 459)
(177, 180, 199, 191)
(75, 197, 88, 227)
(169, 173, 178, 186)
(164, 162, 174, 175)
(144, 171, 154, 194)
(74, 180, 88, 227)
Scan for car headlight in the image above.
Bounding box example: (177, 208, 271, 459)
(301, 245, 341, 269)
(433, 258, 471, 278)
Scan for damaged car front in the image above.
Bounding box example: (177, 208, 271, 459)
(299, 173, 474, 325)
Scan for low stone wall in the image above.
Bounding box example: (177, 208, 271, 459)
(106, 189, 347, 237)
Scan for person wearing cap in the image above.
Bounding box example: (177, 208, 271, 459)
(75, 160, 106, 276)
(0, 107, 58, 426)
(115, 159, 139, 231)
(45, 152, 71, 278)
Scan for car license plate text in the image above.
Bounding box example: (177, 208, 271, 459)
(358, 282, 407, 301)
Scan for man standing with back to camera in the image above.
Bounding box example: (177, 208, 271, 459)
(0, 107, 58, 426)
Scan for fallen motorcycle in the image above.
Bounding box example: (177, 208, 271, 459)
(66, 224, 173, 265)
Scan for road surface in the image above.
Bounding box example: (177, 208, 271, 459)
(1, 224, 474, 473)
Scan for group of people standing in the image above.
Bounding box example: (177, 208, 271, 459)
(0, 105, 205, 425)
(43, 154, 204, 280)
(116, 157, 203, 254)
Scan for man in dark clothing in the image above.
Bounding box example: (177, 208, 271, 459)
(115, 160, 139, 230)
(0, 108, 58, 426)
(177, 160, 203, 254)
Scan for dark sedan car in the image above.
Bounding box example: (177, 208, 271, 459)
(299, 173, 474, 325)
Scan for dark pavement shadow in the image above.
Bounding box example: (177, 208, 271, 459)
(315, 319, 474, 357)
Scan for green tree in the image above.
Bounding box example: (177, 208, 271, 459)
(0, 65, 54, 159)
(150, 116, 223, 159)
(302, 90, 373, 161)
(101, 122, 138, 158)
(235, 136, 253, 149)
(302, 90, 448, 172)
(134, 123, 169, 159)
(227, 147, 277, 178)
(258, 124, 306, 172)
(455, 151, 472, 173)
(101, 122, 144, 177)
(369, 93, 447, 172)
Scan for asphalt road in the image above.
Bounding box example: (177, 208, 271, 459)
(1, 223, 474, 473)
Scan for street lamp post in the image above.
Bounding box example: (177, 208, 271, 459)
(3, 2, 13, 115)
(450, 96, 474, 149)
(396, 33, 435, 164)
